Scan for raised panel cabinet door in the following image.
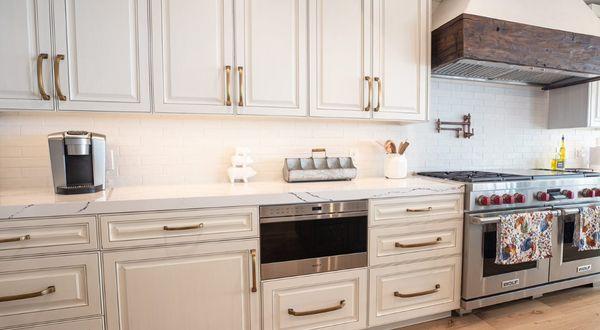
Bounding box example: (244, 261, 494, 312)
(103, 240, 260, 330)
(234, 0, 308, 116)
(309, 0, 372, 119)
(372, 0, 429, 121)
(52, 0, 150, 112)
(0, 0, 53, 111)
(152, 0, 235, 114)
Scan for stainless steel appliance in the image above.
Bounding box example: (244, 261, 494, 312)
(259, 200, 368, 280)
(48, 131, 106, 194)
(418, 170, 600, 314)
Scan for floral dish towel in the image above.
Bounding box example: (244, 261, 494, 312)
(574, 206, 600, 251)
(495, 211, 554, 265)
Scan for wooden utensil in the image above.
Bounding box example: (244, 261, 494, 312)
(398, 142, 410, 155)
(384, 140, 397, 154)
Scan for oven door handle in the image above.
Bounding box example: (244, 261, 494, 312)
(470, 210, 560, 225)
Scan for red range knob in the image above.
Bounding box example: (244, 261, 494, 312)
(477, 195, 490, 206)
(536, 192, 550, 201)
(594, 188, 600, 196)
(490, 194, 503, 205)
(514, 193, 526, 203)
(582, 189, 596, 198)
(502, 194, 515, 204)
(562, 190, 575, 199)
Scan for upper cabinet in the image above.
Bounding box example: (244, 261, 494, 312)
(152, 0, 308, 116)
(151, 0, 235, 114)
(310, 0, 430, 121)
(0, 0, 151, 112)
(0, 0, 54, 111)
(53, 0, 151, 112)
(309, 0, 372, 119)
(548, 82, 600, 128)
(234, 0, 308, 116)
(372, 0, 429, 121)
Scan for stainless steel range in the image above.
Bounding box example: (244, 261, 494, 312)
(418, 170, 600, 314)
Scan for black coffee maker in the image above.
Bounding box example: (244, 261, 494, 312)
(48, 131, 106, 194)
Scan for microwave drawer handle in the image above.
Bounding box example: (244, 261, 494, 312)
(162, 223, 204, 231)
(406, 207, 433, 213)
(0, 234, 31, 244)
(395, 237, 442, 248)
(288, 300, 346, 317)
(394, 284, 440, 298)
(0, 286, 55, 303)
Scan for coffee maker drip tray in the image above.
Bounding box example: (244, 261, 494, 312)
(56, 184, 103, 195)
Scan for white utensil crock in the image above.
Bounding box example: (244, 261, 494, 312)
(384, 154, 407, 179)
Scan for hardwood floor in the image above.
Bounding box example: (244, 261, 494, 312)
(402, 285, 600, 330)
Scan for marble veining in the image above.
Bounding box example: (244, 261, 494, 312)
(0, 177, 464, 220)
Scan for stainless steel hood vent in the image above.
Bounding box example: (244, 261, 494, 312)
(431, 0, 600, 89)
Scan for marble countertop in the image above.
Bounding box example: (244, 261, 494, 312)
(0, 176, 464, 219)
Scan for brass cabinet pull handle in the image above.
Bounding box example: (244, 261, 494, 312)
(162, 223, 203, 231)
(395, 237, 442, 248)
(364, 76, 372, 111)
(394, 284, 440, 298)
(250, 249, 257, 293)
(374, 77, 381, 112)
(406, 207, 433, 212)
(288, 300, 345, 316)
(0, 286, 55, 303)
(37, 54, 51, 100)
(237, 66, 244, 107)
(54, 54, 66, 101)
(0, 234, 31, 244)
(225, 65, 232, 106)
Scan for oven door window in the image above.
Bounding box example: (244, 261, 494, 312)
(482, 223, 537, 277)
(260, 216, 367, 264)
(562, 213, 600, 263)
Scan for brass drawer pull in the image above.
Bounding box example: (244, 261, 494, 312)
(54, 54, 66, 101)
(0, 234, 31, 244)
(162, 223, 203, 231)
(225, 65, 232, 106)
(0, 286, 55, 303)
(250, 249, 257, 293)
(37, 54, 51, 100)
(406, 207, 433, 212)
(374, 77, 381, 112)
(288, 300, 346, 316)
(237, 66, 244, 106)
(394, 284, 440, 298)
(395, 237, 442, 248)
(364, 76, 372, 111)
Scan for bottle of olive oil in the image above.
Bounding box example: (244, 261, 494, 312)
(557, 135, 566, 169)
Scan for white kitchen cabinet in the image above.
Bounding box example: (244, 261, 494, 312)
(52, 0, 150, 112)
(309, 0, 429, 121)
(548, 81, 600, 128)
(103, 240, 260, 330)
(234, 0, 308, 116)
(372, 0, 429, 121)
(0, 0, 54, 111)
(151, 0, 235, 114)
(309, 0, 372, 119)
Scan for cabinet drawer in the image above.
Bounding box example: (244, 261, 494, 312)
(100, 207, 258, 248)
(368, 257, 461, 327)
(262, 269, 367, 330)
(369, 220, 462, 266)
(0, 216, 97, 257)
(0, 253, 102, 329)
(19, 318, 104, 330)
(369, 194, 463, 227)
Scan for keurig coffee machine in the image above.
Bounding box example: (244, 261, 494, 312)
(48, 131, 106, 194)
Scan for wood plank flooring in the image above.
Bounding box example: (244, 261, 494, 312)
(402, 285, 600, 330)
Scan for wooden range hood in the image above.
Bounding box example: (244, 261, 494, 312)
(431, 0, 600, 90)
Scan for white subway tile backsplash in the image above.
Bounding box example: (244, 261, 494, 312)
(2, 79, 600, 189)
